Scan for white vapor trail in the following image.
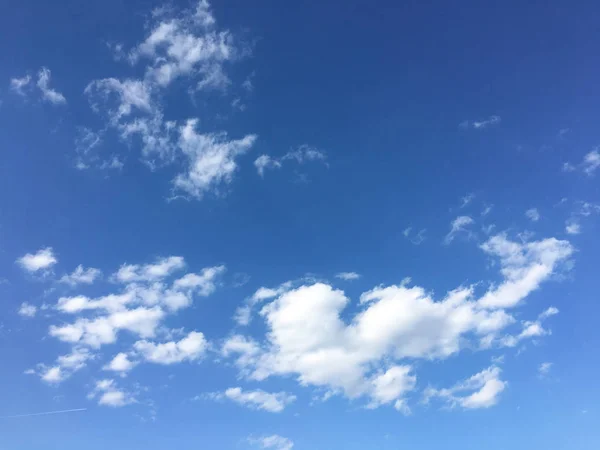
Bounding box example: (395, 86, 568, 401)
(0, 408, 87, 419)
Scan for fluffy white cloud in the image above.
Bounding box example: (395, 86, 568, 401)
(477, 234, 572, 309)
(36, 67, 66, 104)
(16, 247, 57, 272)
(250, 435, 294, 450)
(18, 302, 37, 318)
(223, 234, 570, 410)
(460, 115, 501, 130)
(335, 272, 360, 281)
(89, 379, 134, 407)
(211, 387, 296, 413)
(254, 145, 326, 177)
(103, 352, 137, 373)
(33, 347, 94, 384)
(60, 265, 102, 286)
(173, 265, 225, 295)
(114, 256, 185, 283)
(444, 216, 474, 244)
(525, 208, 540, 222)
(50, 306, 166, 348)
(565, 220, 581, 235)
(424, 366, 506, 409)
(133, 331, 207, 364)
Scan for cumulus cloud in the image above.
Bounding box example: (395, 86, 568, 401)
(32, 347, 94, 384)
(222, 234, 571, 410)
(16, 247, 57, 273)
(133, 331, 207, 364)
(254, 145, 326, 177)
(335, 272, 360, 281)
(60, 265, 102, 286)
(114, 256, 185, 283)
(233, 281, 294, 326)
(565, 219, 581, 235)
(424, 366, 506, 409)
(460, 115, 501, 130)
(444, 216, 474, 244)
(210, 387, 296, 413)
(18, 302, 37, 318)
(89, 379, 134, 407)
(103, 352, 137, 374)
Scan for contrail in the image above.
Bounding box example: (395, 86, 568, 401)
(0, 408, 87, 419)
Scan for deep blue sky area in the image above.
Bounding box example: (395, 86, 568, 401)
(0, 1, 599, 449)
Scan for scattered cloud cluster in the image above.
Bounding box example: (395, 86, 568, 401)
(563, 149, 600, 176)
(222, 234, 570, 412)
(9, 67, 66, 105)
(31, 255, 224, 392)
(82, 0, 257, 198)
(254, 145, 326, 177)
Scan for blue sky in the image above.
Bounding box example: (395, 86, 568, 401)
(1, 0, 599, 448)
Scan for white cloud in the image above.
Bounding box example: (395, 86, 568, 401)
(83, 1, 258, 201)
(250, 435, 294, 450)
(10, 75, 31, 96)
(16, 247, 57, 273)
(50, 307, 166, 348)
(36, 67, 66, 105)
(477, 234, 572, 309)
(444, 216, 474, 244)
(60, 265, 102, 286)
(424, 366, 506, 409)
(223, 234, 569, 410)
(133, 331, 207, 364)
(233, 281, 293, 326)
(565, 220, 581, 235)
(173, 119, 257, 198)
(114, 256, 185, 283)
(460, 115, 501, 130)
(104, 352, 137, 374)
(173, 265, 225, 295)
(583, 149, 600, 175)
(254, 145, 326, 177)
(18, 302, 37, 318)
(539, 306, 559, 320)
(525, 208, 540, 222)
(255, 155, 281, 176)
(89, 379, 134, 407)
(33, 347, 94, 384)
(335, 272, 361, 281)
(538, 362, 553, 376)
(211, 387, 296, 413)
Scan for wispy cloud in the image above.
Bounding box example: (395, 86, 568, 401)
(444, 216, 474, 244)
(460, 115, 501, 130)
